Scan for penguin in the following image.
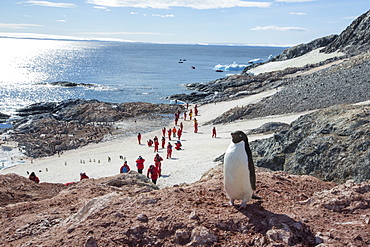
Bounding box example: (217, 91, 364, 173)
(224, 130, 257, 208)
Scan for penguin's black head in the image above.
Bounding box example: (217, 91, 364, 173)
(230, 131, 248, 143)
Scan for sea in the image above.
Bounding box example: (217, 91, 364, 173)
(0, 37, 286, 169)
(0, 37, 286, 116)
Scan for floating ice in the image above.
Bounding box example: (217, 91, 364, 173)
(213, 62, 248, 71)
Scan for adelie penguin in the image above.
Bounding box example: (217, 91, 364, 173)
(224, 130, 262, 208)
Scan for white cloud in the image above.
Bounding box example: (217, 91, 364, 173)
(0, 32, 136, 42)
(152, 14, 174, 18)
(56, 20, 67, 22)
(275, 0, 316, 2)
(85, 0, 272, 9)
(342, 16, 357, 20)
(130, 12, 138, 14)
(0, 23, 43, 29)
(290, 12, 307, 15)
(77, 31, 169, 36)
(251, 25, 308, 31)
(21, 1, 77, 8)
(93, 6, 111, 11)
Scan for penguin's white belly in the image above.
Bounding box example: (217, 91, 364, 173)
(224, 142, 253, 201)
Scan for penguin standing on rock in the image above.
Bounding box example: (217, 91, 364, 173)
(224, 130, 258, 208)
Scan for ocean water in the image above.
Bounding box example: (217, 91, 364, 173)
(0, 37, 285, 115)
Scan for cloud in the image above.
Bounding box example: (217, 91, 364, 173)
(275, 0, 316, 2)
(57, 20, 67, 22)
(290, 12, 307, 15)
(0, 23, 43, 29)
(85, 0, 272, 9)
(0, 32, 136, 42)
(251, 25, 308, 31)
(93, 6, 111, 11)
(152, 14, 174, 18)
(77, 31, 169, 36)
(130, 12, 138, 14)
(21, 1, 77, 8)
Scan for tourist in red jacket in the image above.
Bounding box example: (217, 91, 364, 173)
(80, 172, 89, 180)
(147, 165, 159, 184)
(29, 172, 40, 183)
(136, 156, 145, 174)
(137, 133, 141, 145)
(154, 139, 159, 152)
(212, 127, 217, 138)
(154, 153, 163, 176)
(167, 142, 173, 159)
(120, 161, 130, 173)
(177, 128, 182, 140)
(167, 129, 172, 140)
(161, 136, 166, 149)
(175, 140, 182, 150)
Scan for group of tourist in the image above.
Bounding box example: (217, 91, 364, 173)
(27, 103, 217, 186)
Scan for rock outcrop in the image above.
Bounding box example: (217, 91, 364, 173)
(0, 112, 10, 123)
(209, 52, 370, 124)
(250, 104, 370, 183)
(270, 35, 337, 61)
(322, 9, 370, 53)
(9, 100, 183, 158)
(0, 168, 368, 246)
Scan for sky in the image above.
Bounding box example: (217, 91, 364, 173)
(0, 0, 369, 46)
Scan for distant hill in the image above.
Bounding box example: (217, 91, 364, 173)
(272, 9, 370, 61)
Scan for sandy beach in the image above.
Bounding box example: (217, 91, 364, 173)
(0, 88, 310, 188)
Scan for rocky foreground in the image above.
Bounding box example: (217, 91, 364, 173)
(0, 166, 369, 246)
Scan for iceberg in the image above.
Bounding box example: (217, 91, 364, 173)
(213, 62, 248, 71)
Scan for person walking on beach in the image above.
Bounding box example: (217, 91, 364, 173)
(137, 133, 142, 145)
(183, 112, 187, 121)
(172, 127, 177, 138)
(194, 106, 198, 116)
(147, 165, 159, 184)
(154, 153, 163, 176)
(162, 127, 166, 137)
(154, 139, 159, 153)
(136, 156, 145, 174)
(29, 172, 40, 183)
(194, 121, 198, 133)
(180, 122, 183, 131)
(167, 129, 172, 140)
(212, 127, 217, 138)
(120, 161, 130, 173)
(161, 136, 166, 149)
(167, 142, 173, 159)
(189, 109, 193, 120)
(177, 128, 182, 140)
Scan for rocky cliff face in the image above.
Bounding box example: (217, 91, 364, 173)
(269, 35, 338, 62)
(322, 9, 370, 53)
(251, 104, 370, 183)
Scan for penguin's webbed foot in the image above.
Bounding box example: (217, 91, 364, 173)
(239, 201, 247, 209)
(229, 199, 235, 206)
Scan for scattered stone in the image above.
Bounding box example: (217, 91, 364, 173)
(136, 214, 148, 223)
